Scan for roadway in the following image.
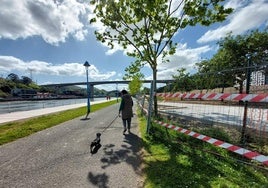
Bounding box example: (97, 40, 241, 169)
(0, 102, 143, 187)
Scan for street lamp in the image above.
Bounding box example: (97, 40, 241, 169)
(84, 61, 91, 119)
(116, 82, 118, 102)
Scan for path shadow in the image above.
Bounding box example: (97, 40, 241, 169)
(80, 117, 91, 121)
(87, 133, 143, 187)
(87, 172, 109, 188)
(101, 132, 142, 171)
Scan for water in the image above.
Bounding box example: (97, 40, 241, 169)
(0, 98, 106, 114)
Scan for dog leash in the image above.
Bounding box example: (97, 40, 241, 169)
(90, 115, 119, 155)
(100, 115, 119, 134)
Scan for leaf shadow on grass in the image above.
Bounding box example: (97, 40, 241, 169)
(142, 125, 268, 188)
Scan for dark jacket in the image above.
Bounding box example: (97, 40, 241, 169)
(119, 94, 133, 119)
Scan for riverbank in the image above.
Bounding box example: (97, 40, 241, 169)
(0, 97, 115, 114)
(0, 99, 115, 124)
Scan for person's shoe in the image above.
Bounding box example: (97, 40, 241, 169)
(128, 129, 131, 134)
(123, 129, 127, 135)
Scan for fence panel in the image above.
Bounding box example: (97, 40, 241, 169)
(153, 65, 268, 157)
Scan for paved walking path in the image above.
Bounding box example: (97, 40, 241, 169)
(0, 101, 144, 187)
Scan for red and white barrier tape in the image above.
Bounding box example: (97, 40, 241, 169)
(138, 103, 148, 115)
(154, 120, 268, 166)
(157, 92, 268, 103)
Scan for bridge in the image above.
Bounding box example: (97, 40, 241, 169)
(41, 79, 174, 98)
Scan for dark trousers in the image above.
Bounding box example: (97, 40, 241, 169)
(122, 118, 131, 130)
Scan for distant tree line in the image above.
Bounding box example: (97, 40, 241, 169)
(0, 73, 39, 98)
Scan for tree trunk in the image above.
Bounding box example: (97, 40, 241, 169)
(239, 82, 243, 94)
(153, 68, 158, 117)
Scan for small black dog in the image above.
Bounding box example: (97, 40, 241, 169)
(90, 133, 102, 154)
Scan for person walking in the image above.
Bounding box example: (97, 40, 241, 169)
(118, 90, 133, 135)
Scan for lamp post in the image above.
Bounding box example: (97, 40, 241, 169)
(84, 61, 91, 119)
(116, 82, 118, 102)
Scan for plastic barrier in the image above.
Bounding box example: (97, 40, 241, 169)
(157, 92, 268, 102)
(154, 120, 268, 167)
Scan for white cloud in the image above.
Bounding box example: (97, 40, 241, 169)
(224, 0, 248, 10)
(198, 0, 268, 43)
(0, 0, 91, 45)
(0, 55, 116, 81)
(143, 43, 212, 80)
(88, 65, 116, 80)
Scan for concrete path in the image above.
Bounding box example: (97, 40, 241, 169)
(158, 101, 268, 132)
(0, 100, 107, 125)
(0, 102, 144, 188)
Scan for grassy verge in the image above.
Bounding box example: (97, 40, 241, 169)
(0, 100, 117, 145)
(137, 111, 268, 188)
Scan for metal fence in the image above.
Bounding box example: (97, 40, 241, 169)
(137, 65, 268, 159)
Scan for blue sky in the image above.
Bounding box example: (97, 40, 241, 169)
(0, 0, 267, 91)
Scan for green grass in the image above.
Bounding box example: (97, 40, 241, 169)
(0, 100, 118, 145)
(137, 112, 268, 188)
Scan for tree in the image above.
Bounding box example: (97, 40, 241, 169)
(123, 60, 144, 81)
(196, 49, 235, 93)
(128, 76, 143, 95)
(172, 68, 193, 92)
(90, 0, 233, 115)
(188, 73, 206, 92)
(21, 76, 33, 85)
(123, 60, 144, 95)
(195, 59, 217, 92)
(214, 29, 268, 93)
(142, 87, 150, 95)
(195, 29, 268, 93)
(6, 73, 20, 83)
(0, 78, 13, 95)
